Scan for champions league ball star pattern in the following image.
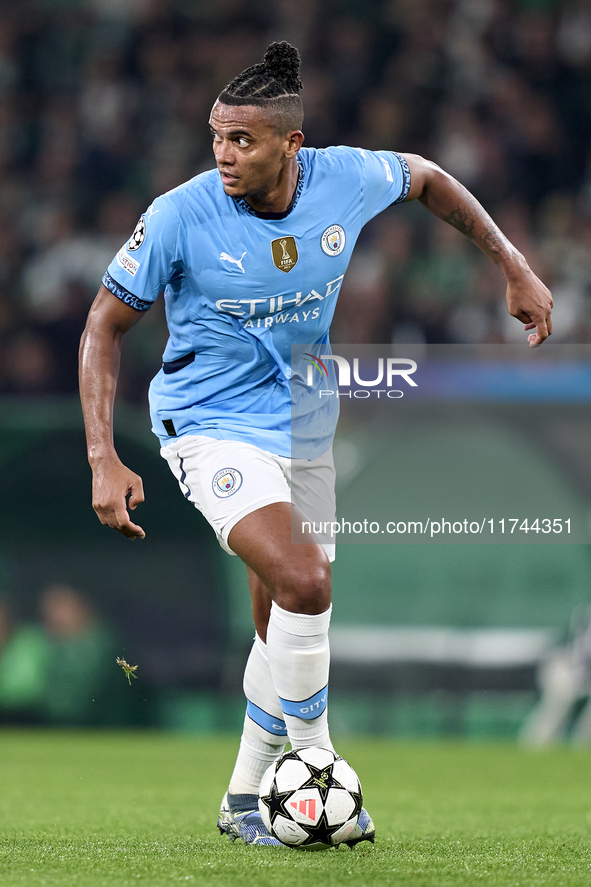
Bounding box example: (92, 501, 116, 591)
(258, 747, 363, 849)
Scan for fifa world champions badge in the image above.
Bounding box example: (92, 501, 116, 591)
(271, 236, 299, 272)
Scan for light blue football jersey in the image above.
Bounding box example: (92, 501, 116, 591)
(104, 146, 410, 456)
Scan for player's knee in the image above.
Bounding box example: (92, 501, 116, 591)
(274, 559, 331, 614)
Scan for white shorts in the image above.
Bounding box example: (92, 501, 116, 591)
(160, 435, 336, 561)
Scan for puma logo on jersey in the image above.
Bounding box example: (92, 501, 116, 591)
(220, 251, 247, 273)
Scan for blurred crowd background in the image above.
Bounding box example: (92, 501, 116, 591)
(0, 0, 590, 400)
(0, 584, 133, 727)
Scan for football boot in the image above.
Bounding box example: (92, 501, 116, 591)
(343, 805, 376, 847)
(218, 791, 375, 848)
(217, 791, 283, 846)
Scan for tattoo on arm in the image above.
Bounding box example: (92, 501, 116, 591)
(482, 227, 504, 255)
(440, 199, 507, 257)
(420, 169, 514, 262)
(440, 204, 476, 239)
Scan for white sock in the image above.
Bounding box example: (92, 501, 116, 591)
(266, 601, 334, 751)
(228, 633, 287, 795)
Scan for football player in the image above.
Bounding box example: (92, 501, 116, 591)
(79, 42, 552, 846)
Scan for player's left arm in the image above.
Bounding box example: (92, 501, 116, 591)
(401, 153, 553, 347)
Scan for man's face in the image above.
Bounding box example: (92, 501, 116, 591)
(209, 101, 296, 201)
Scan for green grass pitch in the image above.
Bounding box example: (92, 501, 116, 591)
(1, 730, 591, 886)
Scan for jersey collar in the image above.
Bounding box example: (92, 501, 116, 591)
(233, 155, 305, 220)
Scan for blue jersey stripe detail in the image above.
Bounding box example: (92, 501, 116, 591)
(246, 701, 288, 736)
(178, 457, 191, 499)
(279, 684, 328, 720)
(102, 272, 153, 312)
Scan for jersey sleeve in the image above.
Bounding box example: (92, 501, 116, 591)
(360, 150, 411, 225)
(103, 194, 181, 311)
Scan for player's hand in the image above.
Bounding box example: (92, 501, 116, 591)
(91, 459, 146, 539)
(505, 264, 553, 347)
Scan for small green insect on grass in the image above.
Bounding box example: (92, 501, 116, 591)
(116, 657, 138, 685)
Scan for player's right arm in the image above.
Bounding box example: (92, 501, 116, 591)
(401, 153, 553, 347)
(79, 285, 149, 540)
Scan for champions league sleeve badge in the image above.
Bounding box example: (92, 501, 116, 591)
(212, 468, 243, 498)
(127, 216, 146, 251)
(321, 224, 346, 256)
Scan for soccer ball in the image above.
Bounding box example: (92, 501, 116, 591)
(258, 746, 363, 849)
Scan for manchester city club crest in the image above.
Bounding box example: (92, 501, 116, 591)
(212, 467, 243, 498)
(321, 224, 346, 256)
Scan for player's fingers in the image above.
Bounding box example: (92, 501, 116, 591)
(110, 507, 145, 539)
(509, 304, 532, 324)
(93, 500, 145, 538)
(116, 521, 146, 540)
(536, 316, 549, 341)
(528, 317, 550, 348)
(128, 477, 145, 510)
